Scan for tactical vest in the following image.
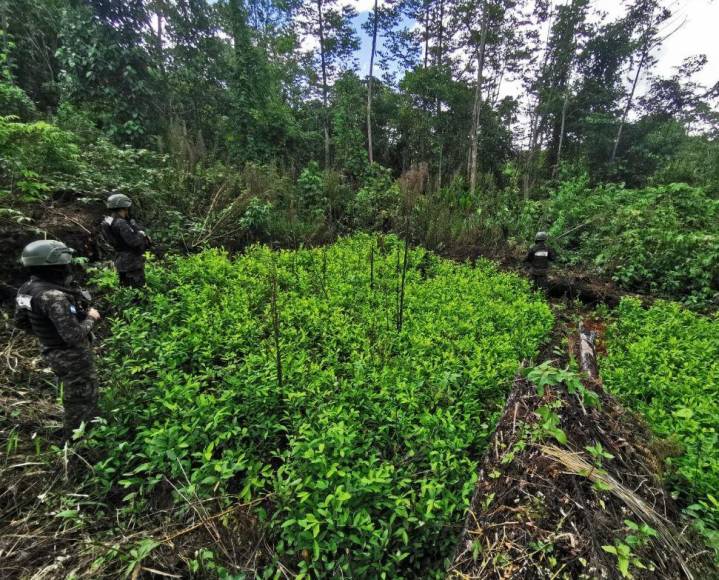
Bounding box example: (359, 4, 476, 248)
(532, 245, 550, 271)
(101, 216, 129, 252)
(101, 216, 145, 254)
(16, 280, 78, 349)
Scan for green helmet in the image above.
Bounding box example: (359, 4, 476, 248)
(535, 231, 548, 242)
(107, 193, 132, 209)
(20, 240, 75, 267)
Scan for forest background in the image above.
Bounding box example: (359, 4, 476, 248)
(1, 0, 718, 306)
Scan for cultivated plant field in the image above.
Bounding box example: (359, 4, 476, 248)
(603, 298, 719, 554)
(88, 235, 553, 576)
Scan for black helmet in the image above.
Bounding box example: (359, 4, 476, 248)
(535, 231, 548, 242)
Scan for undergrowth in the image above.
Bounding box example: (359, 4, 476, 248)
(603, 298, 719, 559)
(85, 234, 553, 577)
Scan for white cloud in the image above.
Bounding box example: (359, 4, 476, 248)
(342, 0, 388, 14)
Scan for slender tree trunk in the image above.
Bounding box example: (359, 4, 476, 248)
(437, 0, 444, 69)
(155, 2, 164, 74)
(523, 108, 543, 199)
(611, 45, 648, 163)
(423, 1, 430, 68)
(435, 0, 445, 190)
(317, 0, 330, 168)
(367, 0, 379, 164)
(523, 18, 554, 199)
(552, 87, 569, 178)
(469, 5, 489, 193)
(270, 257, 283, 389)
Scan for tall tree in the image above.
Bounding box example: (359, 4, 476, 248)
(467, 2, 489, 192)
(366, 0, 379, 164)
(296, 0, 358, 168)
(522, 0, 587, 194)
(610, 0, 670, 163)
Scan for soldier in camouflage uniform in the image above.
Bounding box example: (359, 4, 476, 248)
(525, 231, 556, 292)
(100, 193, 150, 288)
(14, 240, 101, 441)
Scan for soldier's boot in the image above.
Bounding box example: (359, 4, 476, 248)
(119, 269, 145, 289)
(63, 379, 99, 441)
(532, 273, 549, 294)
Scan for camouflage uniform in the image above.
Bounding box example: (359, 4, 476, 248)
(14, 277, 98, 439)
(101, 216, 149, 288)
(526, 242, 556, 292)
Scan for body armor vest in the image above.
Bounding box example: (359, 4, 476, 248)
(531, 245, 550, 270)
(16, 280, 78, 349)
(101, 216, 143, 254)
(101, 216, 129, 252)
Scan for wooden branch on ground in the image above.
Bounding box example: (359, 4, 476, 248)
(578, 322, 598, 380)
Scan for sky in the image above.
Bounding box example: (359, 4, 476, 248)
(350, 0, 719, 90)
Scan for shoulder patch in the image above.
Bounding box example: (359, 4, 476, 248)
(16, 294, 33, 310)
(103, 216, 114, 226)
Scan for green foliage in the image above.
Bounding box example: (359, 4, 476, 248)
(0, 115, 79, 200)
(526, 360, 600, 407)
(602, 519, 657, 579)
(297, 161, 326, 214)
(534, 405, 568, 445)
(353, 163, 400, 230)
(545, 177, 719, 307)
(584, 442, 614, 466)
(603, 298, 719, 556)
(332, 72, 369, 178)
(0, 82, 36, 120)
(89, 235, 553, 576)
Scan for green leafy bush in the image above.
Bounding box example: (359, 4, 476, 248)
(352, 163, 400, 230)
(603, 298, 719, 555)
(0, 115, 80, 200)
(0, 82, 36, 120)
(546, 177, 719, 307)
(90, 235, 553, 577)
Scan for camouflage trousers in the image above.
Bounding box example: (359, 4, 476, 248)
(532, 272, 549, 293)
(44, 347, 99, 440)
(119, 268, 145, 288)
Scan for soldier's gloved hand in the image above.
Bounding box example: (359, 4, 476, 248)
(87, 308, 101, 321)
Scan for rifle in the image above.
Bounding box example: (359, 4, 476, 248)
(129, 219, 153, 247)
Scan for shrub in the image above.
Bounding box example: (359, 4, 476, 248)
(352, 163, 400, 230)
(546, 179, 719, 307)
(0, 81, 36, 120)
(603, 298, 719, 556)
(90, 235, 553, 577)
(0, 115, 80, 200)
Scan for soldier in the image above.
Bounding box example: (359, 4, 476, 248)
(101, 193, 150, 288)
(14, 240, 101, 441)
(526, 231, 555, 292)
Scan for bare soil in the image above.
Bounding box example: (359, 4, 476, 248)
(449, 317, 717, 579)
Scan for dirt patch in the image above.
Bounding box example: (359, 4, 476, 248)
(0, 199, 105, 306)
(449, 328, 716, 579)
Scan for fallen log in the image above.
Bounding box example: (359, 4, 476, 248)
(579, 322, 599, 379)
(449, 326, 714, 579)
